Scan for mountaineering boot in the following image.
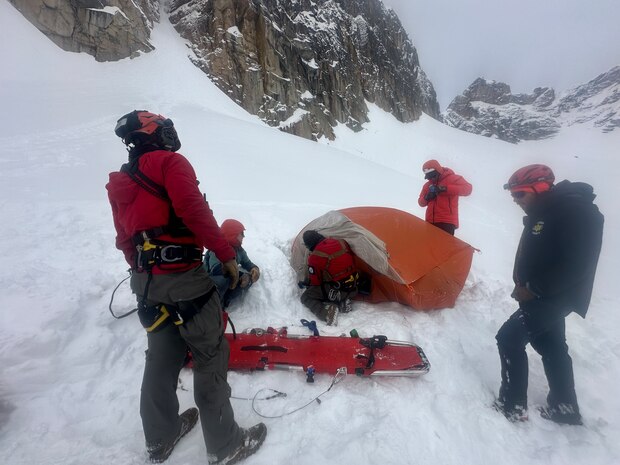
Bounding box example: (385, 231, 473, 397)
(323, 303, 339, 326)
(339, 298, 353, 313)
(208, 422, 267, 465)
(538, 404, 582, 425)
(492, 399, 528, 422)
(147, 407, 199, 463)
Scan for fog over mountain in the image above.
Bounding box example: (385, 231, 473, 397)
(383, 0, 620, 109)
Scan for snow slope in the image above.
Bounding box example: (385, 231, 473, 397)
(1, 2, 619, 465)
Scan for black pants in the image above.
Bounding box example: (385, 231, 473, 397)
(495, 300, 578, 412)
(433, 222, 456, 235)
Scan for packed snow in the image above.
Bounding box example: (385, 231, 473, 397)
(1, 2, 619, 465)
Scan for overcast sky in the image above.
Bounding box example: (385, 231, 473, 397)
(382, 0, 620, 109)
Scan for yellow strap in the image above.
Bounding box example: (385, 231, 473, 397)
(142, 240, 157, 251)
(146, 305, 170, 332)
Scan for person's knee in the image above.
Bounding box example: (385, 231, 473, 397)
(531, 335, 569, 357)
(300, 288, 319, 307)
(496, 320, 527, 351)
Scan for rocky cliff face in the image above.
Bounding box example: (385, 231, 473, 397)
(168, 0, 440, 140)
(444, 66, 620, 143)
(8, 0, 158, 61)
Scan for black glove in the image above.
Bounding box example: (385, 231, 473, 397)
(424, 191, 437, 201)
(298, 280, 308, 289)
(429, 184, 447, 194)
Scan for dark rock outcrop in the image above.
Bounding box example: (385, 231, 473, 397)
(443, 79, 560, 143)
(168, 0, 440, 140)
(444, 66, 620, 143)
(8, 0, 158, 61)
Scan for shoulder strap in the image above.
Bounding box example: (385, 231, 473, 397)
(310, 240, 350, 282)
(120, 156, 192, 243)
(121, 157, 169, 201)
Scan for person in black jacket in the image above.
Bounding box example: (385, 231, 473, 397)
(494, 164, 604, 425)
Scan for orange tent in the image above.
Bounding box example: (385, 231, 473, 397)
(290, 206, 475, 310)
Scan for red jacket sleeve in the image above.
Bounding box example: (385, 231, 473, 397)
(161, 154, 235, 263)
(445, 175, 472, 196)
(418, 182, 430, 207)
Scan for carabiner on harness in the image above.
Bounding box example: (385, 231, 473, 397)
(160, 244, 188, 263)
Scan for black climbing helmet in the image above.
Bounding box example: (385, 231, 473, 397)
(114, 110, 181, 152)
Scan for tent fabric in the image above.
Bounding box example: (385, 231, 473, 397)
(291, 206, 475, 310)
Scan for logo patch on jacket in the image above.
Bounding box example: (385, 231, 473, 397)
(308, 266, 315, 275)
(531, 221, 544, 235)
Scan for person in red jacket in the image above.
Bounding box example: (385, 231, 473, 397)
(418, 159, 472, 235)
(106, 110, 266, 465)
(299, 230, 358, 326)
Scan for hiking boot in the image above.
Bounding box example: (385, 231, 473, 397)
(492, 399, 528, 422)
(539, 404, 582, 425)
(147, 407, 199, 463)
(209, 422, 267, 465)
(339, 298, 353, 313)
(323, 303, 339, 326)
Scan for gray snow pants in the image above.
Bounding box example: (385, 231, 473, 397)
(131, 265, 242, 460)
(300, 283, 357, 321)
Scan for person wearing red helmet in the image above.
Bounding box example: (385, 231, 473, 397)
(107, 110, 266, 464)
(418, 159, 472, 235)
(205, 219, 261, 308)
(298, 230, 359, 326)
(494, 164, 604, 425)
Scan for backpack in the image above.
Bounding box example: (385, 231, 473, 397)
(119, 156, 192, 245)
(308, 239, 356, 287)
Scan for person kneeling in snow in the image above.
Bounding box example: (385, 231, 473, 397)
(299, 230, 358, 326)
(205, 219, 260, 308)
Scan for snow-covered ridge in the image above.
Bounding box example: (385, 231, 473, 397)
(444, 66, 620, 143)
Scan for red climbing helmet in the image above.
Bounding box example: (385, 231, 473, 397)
(504, 164, 555, 193)
(220, 219, 246, 248)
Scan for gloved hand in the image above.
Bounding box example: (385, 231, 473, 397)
(424, 191, 437, 201)
(511, 285, 536, 302)
(249, 267, 260, 283)
(239, 273, 251, 288)
(222, 260, 239, 289)
(428, 184, 447, 194)
(298, 280, 309, 289)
